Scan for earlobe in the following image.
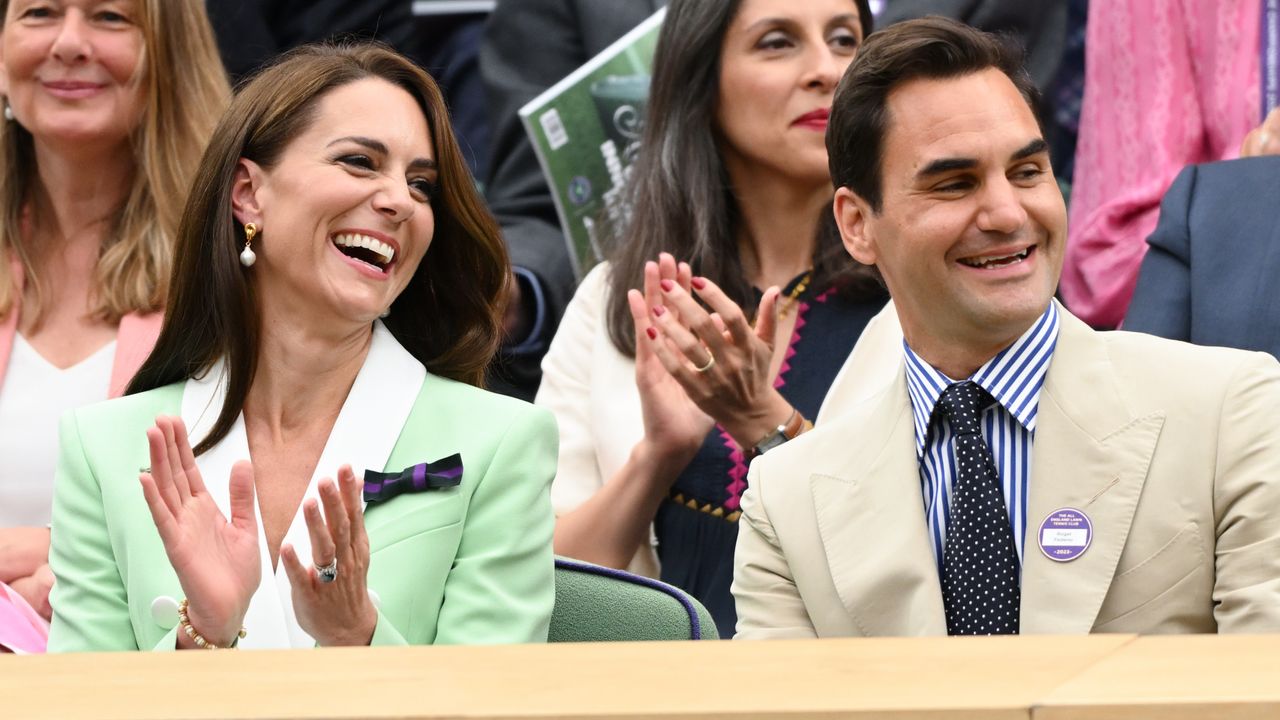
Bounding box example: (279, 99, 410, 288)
(230, 158, 265, 227)
(833, 187, 877, 266)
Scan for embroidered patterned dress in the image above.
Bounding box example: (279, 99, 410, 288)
(653, 276, 883, 637)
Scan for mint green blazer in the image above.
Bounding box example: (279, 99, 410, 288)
(47, 370, 557, 651)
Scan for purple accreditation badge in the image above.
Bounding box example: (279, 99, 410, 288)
(1038, 507, 1092, 562)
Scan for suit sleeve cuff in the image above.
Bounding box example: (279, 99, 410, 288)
(369, 608, 408, 647)
(505, 265, 549, 355)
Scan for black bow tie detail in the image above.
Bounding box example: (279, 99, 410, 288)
(363, 453, 463, 505)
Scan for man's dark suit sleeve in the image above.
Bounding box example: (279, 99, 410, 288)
(1123, 164, 1197, 340)
(480, 0, 588, 397)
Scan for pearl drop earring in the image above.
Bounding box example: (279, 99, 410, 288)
(3, 102, 13, 122)
(240, 223, 258, 267)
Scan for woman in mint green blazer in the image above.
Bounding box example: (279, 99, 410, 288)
(46, 45, 557, 652)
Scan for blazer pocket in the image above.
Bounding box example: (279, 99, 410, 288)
(367, 489, 465, 553)
(1094, 521, 1206, 627)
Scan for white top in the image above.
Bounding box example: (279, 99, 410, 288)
(0, 334, 116, 527)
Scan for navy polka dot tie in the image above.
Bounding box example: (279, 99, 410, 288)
(935, 381, 1021, 635)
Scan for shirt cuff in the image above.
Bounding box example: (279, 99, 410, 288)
(505, 266, 548, 355)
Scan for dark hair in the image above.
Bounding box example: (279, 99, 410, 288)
(828, 16, 1041, 213)
(605, 0, 876, 357)
(127, 43, 508, 455)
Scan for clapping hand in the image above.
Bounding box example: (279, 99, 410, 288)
(138, 416, 260, 648)
(279, 466, 377, 647)
(628, 253, 716, 466)
(645, 272, 795, 452)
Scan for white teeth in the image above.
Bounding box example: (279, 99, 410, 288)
(332, 233, 395, 264)
(960, 248, 1030, 268)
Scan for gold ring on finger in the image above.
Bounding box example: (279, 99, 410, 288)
(694, 351, 716, 373)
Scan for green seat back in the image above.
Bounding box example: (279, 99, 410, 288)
(549, 557, 719, 642)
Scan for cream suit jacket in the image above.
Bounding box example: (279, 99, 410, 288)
(735, 301, 1280, 637)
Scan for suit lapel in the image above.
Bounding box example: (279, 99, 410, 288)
(275, 321, 425, 556)
(811, 369, 947, 636)
(817, 300, 903, 423)
(182, 322, 426, 649)
(1020, 306, 1164, 634)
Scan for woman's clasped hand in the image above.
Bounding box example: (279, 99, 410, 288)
(139, 416, 377, 647)
(632, 253, 792, 455)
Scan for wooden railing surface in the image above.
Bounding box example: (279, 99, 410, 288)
(4, 635, 1280, 719)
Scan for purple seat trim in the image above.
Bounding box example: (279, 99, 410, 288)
(554, 557, 703, 640)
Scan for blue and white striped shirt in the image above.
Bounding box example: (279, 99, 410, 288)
(903, 303, 1060, 575)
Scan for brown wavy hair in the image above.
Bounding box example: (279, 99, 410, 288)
(0, 0, 230, 326)
(127, 43, 509, 455)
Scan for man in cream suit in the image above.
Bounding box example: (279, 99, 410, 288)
(732, 18, 1280, 638)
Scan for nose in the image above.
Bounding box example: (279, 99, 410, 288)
(975, 176, 1029, 235)
(50, 11, 92, 65)
(373, 178, 416, 224)
(803, 45, 846, 92)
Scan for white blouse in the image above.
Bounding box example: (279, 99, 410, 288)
(0, 334, 115, 527)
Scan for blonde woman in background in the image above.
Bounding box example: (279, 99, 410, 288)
(0, 0, 229, 638)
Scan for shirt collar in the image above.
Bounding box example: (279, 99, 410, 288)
(903, 302, 1060, 456)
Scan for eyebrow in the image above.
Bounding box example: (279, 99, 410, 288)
(744, 13, 860, 35)
(327, 136, 437, 172)
(1011, 138, 1049, 161)
(915, 138, 1050, 180)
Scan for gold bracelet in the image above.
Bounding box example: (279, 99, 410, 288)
(177, 598, 246, 650)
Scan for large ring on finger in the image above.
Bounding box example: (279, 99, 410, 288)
(315, 558, 338, 584)
(694, 351, 716, 374)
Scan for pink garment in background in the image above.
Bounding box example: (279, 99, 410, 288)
(0, 581, 48, 654)
(1063, 0, 1261, 328)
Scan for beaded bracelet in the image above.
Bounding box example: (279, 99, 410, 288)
(177, 598, 246, 649)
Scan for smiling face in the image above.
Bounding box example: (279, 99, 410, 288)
(0, 0, 145, 148)
(233, 77, 438, 329)
(837, 68, 1066, 361)
(715, 0, 863, 188)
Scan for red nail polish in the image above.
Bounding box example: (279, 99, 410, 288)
(691, 277, 707, 290)
(660, 279, 674, 292)
(652, 305, 666, 317)
(646, 327, 657, 340)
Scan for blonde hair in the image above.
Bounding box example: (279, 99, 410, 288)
(0, 0, 231, 325)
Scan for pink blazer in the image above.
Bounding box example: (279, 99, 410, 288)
(0, 259, 163, 398)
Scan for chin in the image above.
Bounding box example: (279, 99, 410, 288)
(34, 123, 131, 147)
(976, 295, 1052, 333)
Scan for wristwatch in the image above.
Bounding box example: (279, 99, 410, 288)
(750, 408, 807, 458)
